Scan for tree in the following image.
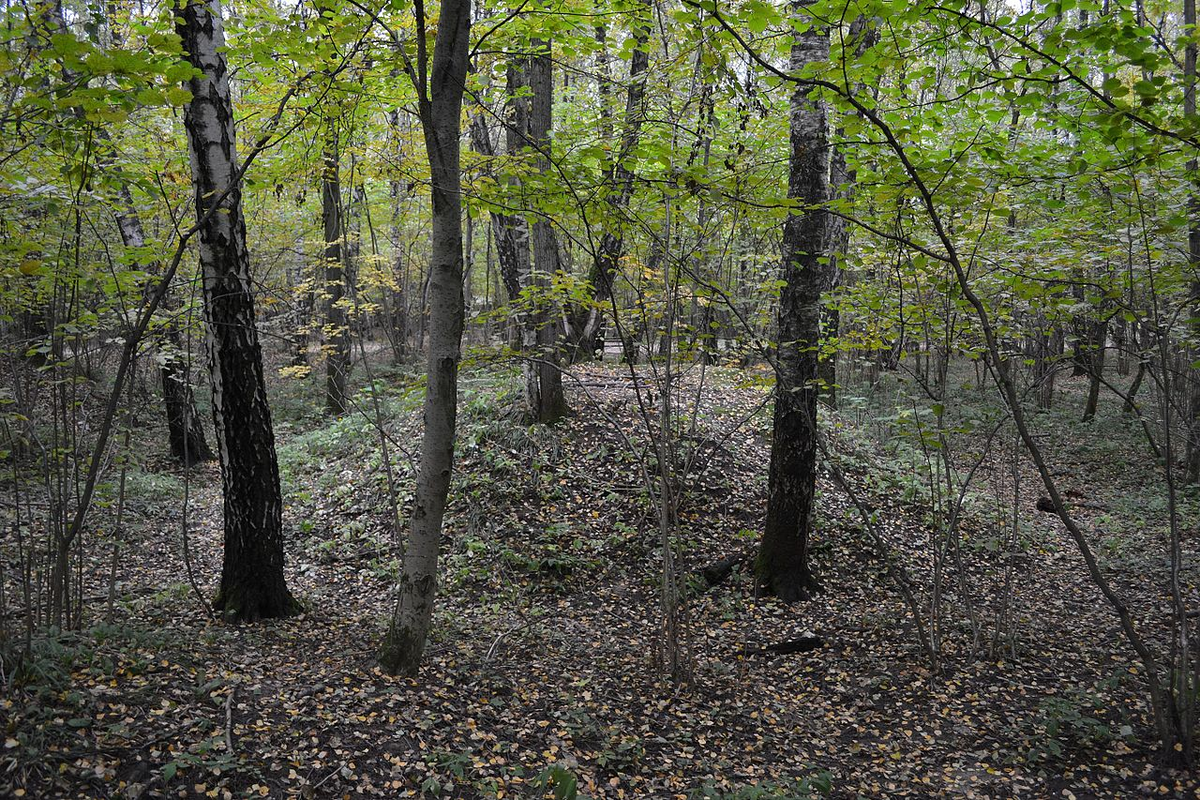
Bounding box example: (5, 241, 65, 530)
(322, 120, 350, 415)
(176, 0, 298, 621)
(756, 2, 829, 603)
(379, 0, 472, 675)
(46, 0, 214, 467)
(524, 36, 568, 423)
(563, 1, 652, 361)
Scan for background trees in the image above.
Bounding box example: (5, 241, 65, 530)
(6, 0, 1200, 786)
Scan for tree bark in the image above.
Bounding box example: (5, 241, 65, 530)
(177, 0, 298, 621)
(49, 0, 213, 466)
(525, 37, 568, 424)
(114, 196, 215, 465)
(378, 0, 471, 675)
(564, 3, 651, 361)
(756, 3, 828, 603)
(387, 106, 409, 363)
(1185, 0, 1200, 482)
(323, 125, 350, 414)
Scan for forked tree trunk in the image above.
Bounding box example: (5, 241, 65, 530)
(757, 4, 828, 603)
(177, 0, 298, 621)
(379, 0, 471, 676)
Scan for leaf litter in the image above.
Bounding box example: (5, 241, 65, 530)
(2, 363, 1197, 798)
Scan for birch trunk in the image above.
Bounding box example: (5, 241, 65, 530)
(176, 0, 298, 621)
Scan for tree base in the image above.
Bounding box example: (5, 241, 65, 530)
(213, 584, 301, 623)
(378, 622, 424, 676)
(756, 563, 823, 604)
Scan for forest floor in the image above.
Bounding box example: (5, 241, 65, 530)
(3, 356, 1200, 798)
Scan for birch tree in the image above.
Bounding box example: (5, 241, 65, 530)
(176, 0, 298, 620)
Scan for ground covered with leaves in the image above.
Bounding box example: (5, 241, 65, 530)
(3, 359, 1199, 798)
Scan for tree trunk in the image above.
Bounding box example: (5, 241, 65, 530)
(565, 3, 651, 361)
(51, 0, 213, 466)
(525, 37, 568, 424)
(379, 0, 471, 676)
(160, 338, 216, 465)
(1185, 0, 1200, 483)
(466, 83, 528, 351)
(387, 105, 409, 363)
(1082, 316, 1108, 422)
(757, 5, 828, 603)
(114, 198, 215, 465)
(323, 125, 350, 414)
(177, 0, 298, 621)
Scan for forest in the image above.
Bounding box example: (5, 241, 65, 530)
(3, 0, 1200, 795)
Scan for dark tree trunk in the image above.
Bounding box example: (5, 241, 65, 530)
(57, 0, 215, 467)
(387, 107, 409, 363)
(1034, 322, 1060, 410)
(525, 37, 568, 424)
(114, 197, 215, 465)
(1186, 0, 1200, 484)
(160, 339, 215, 465)
(323, 126, 350, 414)
(177, 0, 298, 621)
(757, 6, 828, 603)
(1082, 316, 1108, 422)
(816, 17, 875, 409)
(1124, 358, 1147, 416)
(379, 0, 471, 676)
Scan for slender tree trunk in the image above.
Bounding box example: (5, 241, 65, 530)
(525, 37, 568, 423)
(387, 109, 409, 363)
(816, 16, 876, 408)
(1124, 357, 1147, 416)
(114, 198, 215, 465)
(1083, 315, 1108, 422)
(756, 4, 828, 603)
(565, 3, 651, 361)
(466, 83, 528, 350)
(1185, 0, 1200, 482)
(50, 0, 213, 466)
(177, 0, 298, 621)
(323, 125, 350, 414)
(379, 0, 471, 675)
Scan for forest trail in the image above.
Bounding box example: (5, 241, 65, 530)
(3, 364, 1192, 798)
